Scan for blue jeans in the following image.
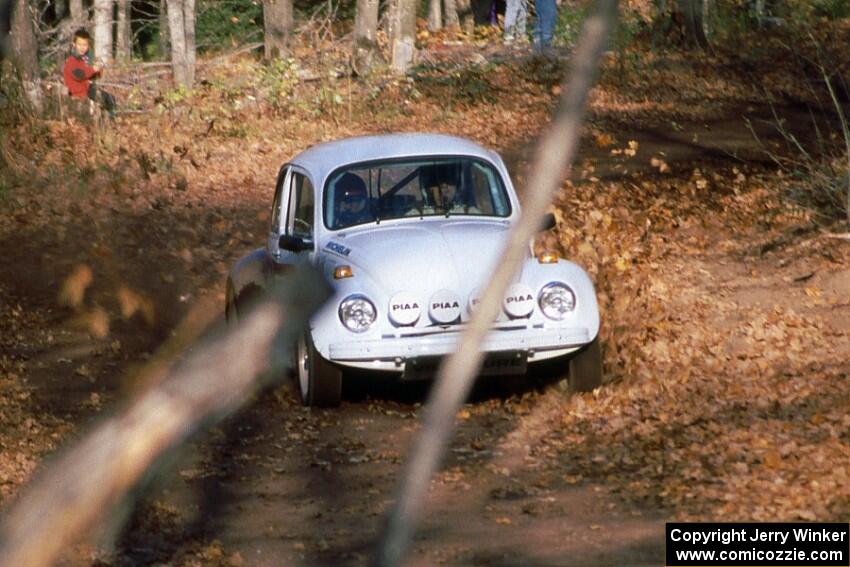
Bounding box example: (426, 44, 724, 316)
(503, 0, 527, 39)
(534, 0, 556, 48)
(87, 83, 116, 118)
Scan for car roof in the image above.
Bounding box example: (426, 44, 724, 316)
(289, 133, 501, 183)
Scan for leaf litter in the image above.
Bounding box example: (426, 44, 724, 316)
(1, 27, 849, 565)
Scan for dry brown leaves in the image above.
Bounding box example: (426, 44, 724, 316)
(0, 289, 72, 501)
(2, 33, 848, 546)
(537, 162, 850, 521)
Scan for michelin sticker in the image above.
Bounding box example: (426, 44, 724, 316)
(325, 241, 351, 257)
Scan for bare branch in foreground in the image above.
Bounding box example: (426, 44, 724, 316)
(372, 2, 619, 565)
(0, 268, 329, 567)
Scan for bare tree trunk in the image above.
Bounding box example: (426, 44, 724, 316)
(183, 0, 195, 81)
(158, 0, 169, 59)
(389, 0, 415, 73)
(456, 0, 474, 32)
(166, 0, 187, 86)
(677, 0, 713, 49)
(443, 0, 459, 28)
(262, 0, 293, 59)
(115, 0, 131, 60)
(166, 0, 193, 88)
(69, 0, 84, 26)
(355, 0, 379, 43)
(9, 0, 38, 79)
(9, 0, 43, 110)
(93, 0, 113, 61)
(0, 0, 12, 62)
(352, 0, 379, 74)
(55, 0, 68, 19)
(51, 0, 75, 49)
(428, 0, 442, 30)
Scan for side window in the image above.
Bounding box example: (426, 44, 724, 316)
(270, 166, 288, 233)
(286, 172, 315, 239)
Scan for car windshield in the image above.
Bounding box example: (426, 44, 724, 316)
(323, 157, 512, 230)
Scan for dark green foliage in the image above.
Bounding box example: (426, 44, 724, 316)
(256, 57, 299, 113)
(813, 0, 850, 19)
(196, 0, 264, 52)
(554, 5, 588, 47)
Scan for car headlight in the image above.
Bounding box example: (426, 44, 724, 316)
(338, 294, 377, 333)
(538, 283, 576, 320)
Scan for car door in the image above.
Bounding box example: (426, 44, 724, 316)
(267, 165, 290, 261)
(275, 168, 316, 271)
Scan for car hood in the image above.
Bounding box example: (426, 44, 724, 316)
(332, 220, 511, 295)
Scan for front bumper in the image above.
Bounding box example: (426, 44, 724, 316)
(328, 323, 591, 362)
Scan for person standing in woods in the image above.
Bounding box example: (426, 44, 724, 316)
(503, 0, 527, 43)
(534, 0, 557, 51)
(63, 29, 116, 118)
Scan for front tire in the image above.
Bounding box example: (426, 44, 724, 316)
(225, 279, 237, 325)
(296, 334, 343, 407)
(568, 337, 602, 393)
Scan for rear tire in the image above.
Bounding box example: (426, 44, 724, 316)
(296, 334, 343, 407)
(568, 337, 602, 393)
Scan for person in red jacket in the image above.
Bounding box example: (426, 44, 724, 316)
(63, 29, 115, 117)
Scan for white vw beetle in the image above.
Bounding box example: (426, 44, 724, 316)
(226, 133, 601, 406)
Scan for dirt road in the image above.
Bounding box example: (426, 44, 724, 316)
(1, 78, 848, 566)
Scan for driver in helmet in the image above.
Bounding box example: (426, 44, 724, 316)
(335, 172, 373, 228)
(419, 163, 479, 215)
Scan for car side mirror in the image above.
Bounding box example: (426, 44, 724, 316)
(279, 234, 313, 252)
(540, 212, 557, 231)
